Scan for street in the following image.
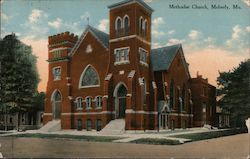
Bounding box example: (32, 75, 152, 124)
(0, 133, 249, 158)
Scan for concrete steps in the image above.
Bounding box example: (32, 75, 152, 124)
(100, 119, 125, 135)
(39, 120, 61, 132)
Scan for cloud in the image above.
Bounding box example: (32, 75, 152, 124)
(188, 30, 202, 40)
(246, 26, 250, 32)
(22, 9, 49, 40)
(80, 12, 91, 20)
(242, 0, 250, 7)
(152, 17, 165, 28)
(225, 25, 250, 51)
(204, 37, 216, 48)
(98, 19, 109, 32)
(29, 9, 46, 23)
(2, 13, 9, 21)
(143, 0, 154, 3)
(152, 30, 165, 38)
(167, 30, 175, 35)
(167, 38, 185, 46)
(48, 18, 62, 29)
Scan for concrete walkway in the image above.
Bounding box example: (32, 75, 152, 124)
(0, 127, 227, 144)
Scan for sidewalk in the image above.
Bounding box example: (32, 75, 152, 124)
(0, 127, 227, 143)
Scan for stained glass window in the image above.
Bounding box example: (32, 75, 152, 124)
(80, 66, 100, 87)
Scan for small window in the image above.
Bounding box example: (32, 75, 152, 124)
(52, 50, 62, 58)
(86, 97, 92, 109)
(202, 103, 206, 113)
(75, 97, 83, 110)
(139, 48, 148, 64)
(143, 78, 147, 104)
(53, 67, 61, 80)
(124, 16, 129, 36)
(114, 47, 129, 64)
(139, 17, 143, 35)
(86, 119, 92, 131)
(95, 96, 102, 108)
(85, 44, 93, 53)
(115, 17, 122, 37)
(96, 119, 102, 131)
(144, 20, 147, 37)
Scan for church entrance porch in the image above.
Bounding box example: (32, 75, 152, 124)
(114, 83, 128, 119)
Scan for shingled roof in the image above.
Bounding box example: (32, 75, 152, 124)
(151, 44, 181, 71)
(151, 44, 191, 78)
(69, 25, 109, 57)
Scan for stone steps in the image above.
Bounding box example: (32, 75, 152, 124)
(39, 120, 61, 132)
(100, 119, 125, 135)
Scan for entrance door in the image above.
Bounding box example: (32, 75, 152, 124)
(118, 97, 126, 118)
(115, 83, 127, 119)
(52, 90, 62, 120)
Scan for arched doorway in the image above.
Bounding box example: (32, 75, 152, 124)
(114, 83, 127, 119)
(51, 90, 62, 120)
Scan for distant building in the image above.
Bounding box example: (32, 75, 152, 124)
(44, 0, 217, 131)
(191, 74, 216, 127)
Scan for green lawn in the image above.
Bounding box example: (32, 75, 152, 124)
(9, 133, 123, 142)
(170, 128, 246, 141)
(131, 138, 181, 145)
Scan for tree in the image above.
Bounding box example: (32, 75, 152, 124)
(217, 59, 250, 127)
(0, 34, 39, 129)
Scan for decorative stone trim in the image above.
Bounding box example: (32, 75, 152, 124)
(125, 109, 157, 115)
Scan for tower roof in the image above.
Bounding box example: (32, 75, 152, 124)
(108, 0, 154, 13)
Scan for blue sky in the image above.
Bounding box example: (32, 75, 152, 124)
(1, 0, 250, 91)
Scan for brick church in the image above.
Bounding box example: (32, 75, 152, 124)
(44, 0, 216, 131)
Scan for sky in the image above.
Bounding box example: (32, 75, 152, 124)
(1, 0, 250, 92)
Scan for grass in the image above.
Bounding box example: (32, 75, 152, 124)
(131, 138, 181, 145)
(9, 133, 123, 142)
(170, 128, 246, 141)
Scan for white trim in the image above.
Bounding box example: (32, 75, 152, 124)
(85, 96, 92, 109)
(79, 64, 100, 89)
(169, 113, 194, 117)
(52, 66, 61, 81)
(123, 14, 130, 28)
(115, 16, 123, 30)
(61, 111, 115, 116)
(113, 82, 128, 97)
(125, 109, 157, 115)
(43, 113, 53, 116)
(49, 47, 70, 53)
(110, 34, 136, 42)
(51, 89, 62, 101)
(114, 47, 130, 64)
(103, 95, 109, 98)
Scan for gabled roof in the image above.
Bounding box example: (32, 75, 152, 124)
(108, 0, 154, 13)
(151, 44, 181, 71)
(69, 25, 109, 57)
(151, 44, 191, 78)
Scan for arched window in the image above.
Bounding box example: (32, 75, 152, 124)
(79, 65, 100, 88)
(170, 79, 174, 109)
(143, 78, 147, 104)
(139, 16, 143, 35)
(86, 97, 92, 109)
(124, 15, 129, 36)
(75, 97, 83, 110)
(115, 17, 122, 37)
(95, 96, 102, 108)
(144, 20, 147, 37)
(182, 84, 186, 111)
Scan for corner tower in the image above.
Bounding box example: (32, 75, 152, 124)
(44, 32, 78, 129)
(105, 0, 157, 130)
